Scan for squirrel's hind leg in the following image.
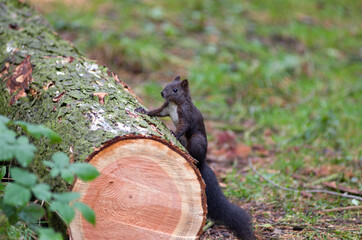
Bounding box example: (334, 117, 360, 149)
(186, 134, 207, 166)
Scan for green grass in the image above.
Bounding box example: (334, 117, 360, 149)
(29, 0, 361, 238)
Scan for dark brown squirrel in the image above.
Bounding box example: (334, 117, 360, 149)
(136, 76, 255, 240)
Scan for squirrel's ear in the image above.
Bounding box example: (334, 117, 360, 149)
(174, 76, 180, 81)
(181, 79, 188, 90)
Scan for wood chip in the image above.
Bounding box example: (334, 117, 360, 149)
(5, 55, 33, 105)
(93, 92, 108, 105)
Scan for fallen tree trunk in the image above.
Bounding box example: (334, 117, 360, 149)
(70, 136, 206, 240)
(0, 1, 206, 239)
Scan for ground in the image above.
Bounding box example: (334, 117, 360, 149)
(24, 0, 362, 239)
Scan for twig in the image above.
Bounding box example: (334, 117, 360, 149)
(311, 173, 339, 185)
(202, 220, 215, 232)
(274, 222, 361, 232)
(272, 222, 307, 229)
(323, 182, 362, 196)
(319, 205, 362, 213)
(1, 177, 12, 180)
(248, 158, 362, 201)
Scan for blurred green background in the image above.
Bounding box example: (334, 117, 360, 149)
(28, 0, 361, 238)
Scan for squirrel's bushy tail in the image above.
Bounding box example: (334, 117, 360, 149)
(200, 164, 255, 240)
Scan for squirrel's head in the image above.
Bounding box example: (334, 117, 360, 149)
(161, 76, 189, 104)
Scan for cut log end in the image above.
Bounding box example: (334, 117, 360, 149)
(70, 136, 206, 240)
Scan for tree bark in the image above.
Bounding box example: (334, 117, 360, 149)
(0, 1, 206, 239)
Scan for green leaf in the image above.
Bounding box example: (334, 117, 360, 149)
(50, 168, 60, 178)
(4, 183, 31, 206)
(52, 152, 69, 169)
(1, 203, 18, 224)
(60, 169, 74, 184)
(0, 115, 11, 125)
(69, 163, 100, 181)
(0, 131, 17, 161)
(53, 192, 80, 203)
(0, 146, 14, 161)
(8, 213, 18, 225)
(43, 160, 55, 168)
(50, 201, 75, 225)
(18, 204, 45, 224)
(32, 183, 52, 201)
(10, 167, 37, 187)
(47, 131, 62, 144)
(38, 228, 63, 240)
(1, 201, 16, 218)
(14, 121, 62, 143)
(73, 202, 96, 225)
(0, 167, 6, 179)
(14, 136, 36, 167)
(0, 131, 16, 143)
(0, 122, 9, 132)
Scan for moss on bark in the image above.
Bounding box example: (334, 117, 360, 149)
(0, 0, 182, 191)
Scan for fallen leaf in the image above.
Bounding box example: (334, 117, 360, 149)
(235, 144, 251, 158)
(242, 119, 256, 128)
(300, 192, 312, 198)
(216, 131, 236, 146)
(316, 165, 344, 177)
(252, 144, 270, 157)
(264, 128, 272, 137)
(210, 148, 228, 158)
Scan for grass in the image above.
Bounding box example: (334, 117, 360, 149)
(27, 0, 362, 238)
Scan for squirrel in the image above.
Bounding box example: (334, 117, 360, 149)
(136, 76, 255, 240)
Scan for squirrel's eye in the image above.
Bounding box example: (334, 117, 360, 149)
(173, 88, 178, 93)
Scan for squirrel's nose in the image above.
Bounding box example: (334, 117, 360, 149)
(161, 91, 164, 98)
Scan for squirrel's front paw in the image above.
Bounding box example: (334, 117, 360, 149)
(135, 107, 148, 114)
